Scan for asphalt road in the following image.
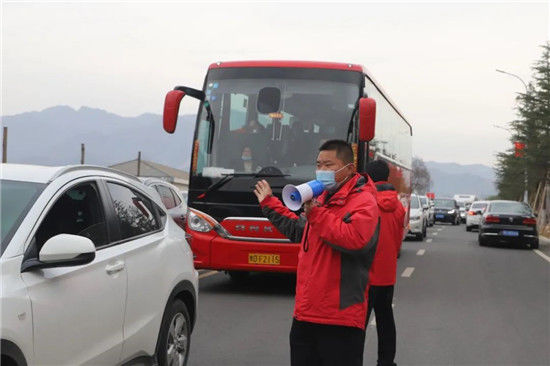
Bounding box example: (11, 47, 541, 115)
(189, 224, 550, 366)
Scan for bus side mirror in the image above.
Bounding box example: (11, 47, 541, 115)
(163, 90, 186, 134)
(163, 86, 205, 134)
(359, 97, 376, 142)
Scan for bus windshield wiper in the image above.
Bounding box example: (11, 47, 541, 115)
(197, 172, 289, 199)
(197, 174, 234, 199)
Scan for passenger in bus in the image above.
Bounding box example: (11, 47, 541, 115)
(362, 159, 405, 366)
(240, 146, 260, 173)
(254, 140, 380, 366)
(235, 119, 265, 135)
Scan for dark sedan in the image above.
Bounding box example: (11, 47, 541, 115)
(433, 198, 460, 225)
(478, 200, 539, 249)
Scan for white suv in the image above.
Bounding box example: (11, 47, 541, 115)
(408, 194, 427, 240)
(1, 164, 198, 366)
(465, 200, 489, 231)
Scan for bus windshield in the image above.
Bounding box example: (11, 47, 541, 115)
(193, 67, 362, 182)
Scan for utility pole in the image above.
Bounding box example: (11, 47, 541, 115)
(2, 127, 7, 163)
(81, 143, 85, 165)
(137, 151, 141, 177)
(496, 69, 529, 204)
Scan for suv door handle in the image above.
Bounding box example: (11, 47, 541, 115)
(105, 261, 125, 275)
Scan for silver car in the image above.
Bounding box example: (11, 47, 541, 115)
(141, 178, 188, 230)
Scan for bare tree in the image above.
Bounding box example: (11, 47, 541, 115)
(412, 157, 432, 194)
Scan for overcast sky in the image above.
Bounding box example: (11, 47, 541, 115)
(2, 1, 549, 167)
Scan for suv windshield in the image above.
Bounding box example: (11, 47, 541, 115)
(193, 67, 362, 182)
(434, 199, 455, 209)
(1, 180, 45, 255)
(470, 202, 488, 210)
(410, 196, 420, 209)
(488, 201, 532, 215)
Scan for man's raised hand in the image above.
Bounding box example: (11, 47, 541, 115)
(254, 179, 273, 204)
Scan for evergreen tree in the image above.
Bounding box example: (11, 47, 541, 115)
(495, 43, 550, 201)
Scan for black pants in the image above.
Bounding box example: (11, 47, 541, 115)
(362, 285, 397, 366)
(290, 318, 364, 366)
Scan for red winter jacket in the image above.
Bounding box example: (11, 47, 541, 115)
(368, 181, 406, 286)
(260, 173, 379, 329)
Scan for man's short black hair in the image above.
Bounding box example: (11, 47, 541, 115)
(365, 159, 390, 182)
(319, 140, 354, 165)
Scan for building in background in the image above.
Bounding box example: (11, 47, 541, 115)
(109, 159, 189, 191)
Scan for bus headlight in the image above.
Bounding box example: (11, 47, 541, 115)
(187, 208, 229, 237)
(187, 209, 214, 232)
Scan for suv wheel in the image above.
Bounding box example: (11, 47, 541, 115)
(156, 299, 191, 366)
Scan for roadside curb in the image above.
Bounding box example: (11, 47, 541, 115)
(538, 235, 550, 246)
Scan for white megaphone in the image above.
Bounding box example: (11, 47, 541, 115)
(282, 180, 326, 211)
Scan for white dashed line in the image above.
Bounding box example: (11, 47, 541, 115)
(199, 270, 220, 279)
(437, 228, 443, 232)
(417, 249, 426, 256)
(432, 232, 438, 236)
(426, 238, 433, 243)
(401, 267, 415, 277)
(534, 250, 550, 263)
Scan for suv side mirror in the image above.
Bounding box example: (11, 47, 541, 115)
(359, 97, 376, 142)
(21, 234, 96, 272)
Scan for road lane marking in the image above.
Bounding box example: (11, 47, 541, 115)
(437, 228, 443, 232)
(401, 267, 415, 277)
(426, 238, 433, 243)
(534, 250, 550, 263)
(417, 249, 426, 256)
(432, 232, 438, 236)
(199, 270, 220, 279)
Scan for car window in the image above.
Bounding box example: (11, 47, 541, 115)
(171, 189, 182, 206)
(34, 182, 108, 251)
(107, 183, 160, 240)
(488, 201, 532, 215)
(470, 202, 487, 210)
(434, 199, 455, 209)
(155, 185, 177, 209)
(410, 196, 420, 209)
(1, 180, 46, 256)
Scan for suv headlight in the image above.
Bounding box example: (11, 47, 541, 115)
(187, 208, 229, 237)
(448, 209, 456, 214)
(410, 215, 421, 220)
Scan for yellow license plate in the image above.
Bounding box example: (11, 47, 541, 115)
(248, 253, 280, 265)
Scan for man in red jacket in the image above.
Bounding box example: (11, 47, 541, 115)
(254, 140, 380, 366)
(362, 159, 406, 366)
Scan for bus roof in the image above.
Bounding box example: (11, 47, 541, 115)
(208, 60, 364, 72)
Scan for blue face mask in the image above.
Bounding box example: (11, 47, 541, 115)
(242, 156, 252, 161)
(316, 170, 336, 189)
(316, 164, 351, 190)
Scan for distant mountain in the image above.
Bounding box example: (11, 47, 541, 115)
(2, 106, 195, 170)
(1, 106, 499, 199)
(425, 161, 497, 199)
